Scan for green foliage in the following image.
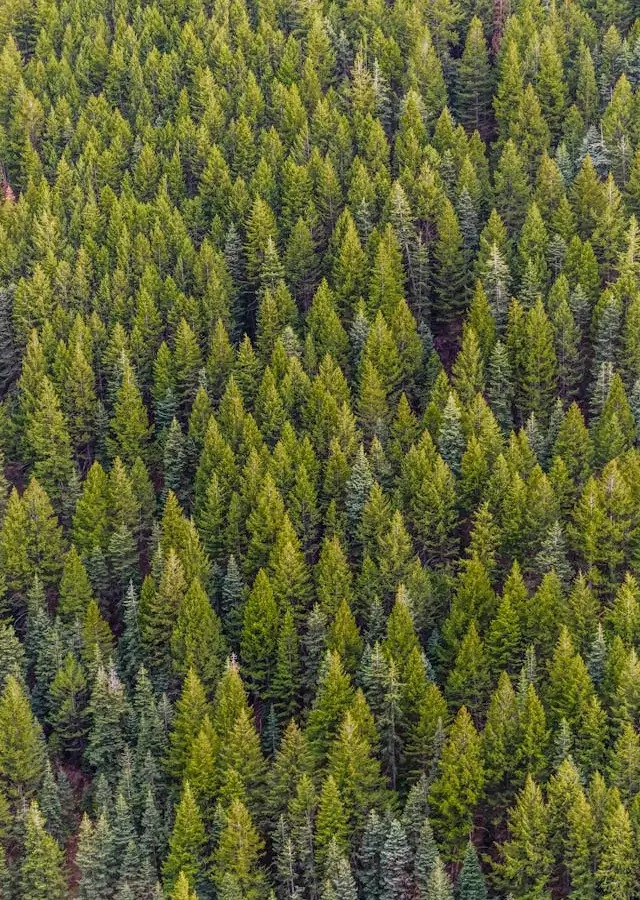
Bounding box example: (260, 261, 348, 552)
(20, 802, 66, 900)
(0, 675, 45, 808)
(1, 0, 640, 895)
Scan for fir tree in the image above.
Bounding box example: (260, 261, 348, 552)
(380, 819, 412, 900)
(424, 857, 454, 900)
(162, 782, 206, 895)
(20, 802, 66, 900)
(429, 707, 485, 860)
(0, 675, 45, 809)
(458, 842, 487, 900)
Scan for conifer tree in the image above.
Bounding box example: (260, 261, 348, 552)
(26, 375, 75, 507)
(433, 198, 466, 327)
(172, 578, 226, 693)
(163, 781, 206, 895)
(429, 707, 485, 860)
(168, 669, 211, 782)
(139, 551, 186, 690)
(456, 18, 492, 137)
(0, 675, 45, 809)
(379, 819, 412, 900)
(425, 856, 454, 900)
(171, 872, 199, 900)
(20, 802, 66, 900)
(86, 665, 128, 786)
(48, 652, 89, 758)
(596, 797, 635, 900)
(458, 842, 487, 900)
(109, 360, 152, 465)
(497, 775, 552, 899)
(212, 798, 267, 900)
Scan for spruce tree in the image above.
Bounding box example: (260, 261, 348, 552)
(456, 18, 492, 137)
(171, 578, 227, 693)
(458, 842, 487, 900)
(425, 857, 454, 900)
(380, 819, 412, 900)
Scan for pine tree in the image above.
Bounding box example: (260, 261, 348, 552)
(1, 479, 64, 613)
(76, 813, 114, 900)
(433, 198, 466, 327)
(139, 550, 186, 690)
(487, 341, 514, 432)
(109, 359, 152, 465)
(345, 445, 374, 528)
(425, 856, 454, 900)
(25, 375, 75, 508)
(316, 772, 349, 872)
(221, 556, 247, 647)
(494, 141, 531, 234)
(438, 393, 465, 475)
(58, 546, 93, 625)
(456, 18, 493, 137)
(358, 809, 386, 900)
(522, 298, 558, 425)
(452, 326, 484, 406)
(321, 842, 358, 900)
(48, 652, 89, 758)
(86, 665, 128, 786)
(536, 30, 567, 140)
(37, 760, 64, 843)
(168, 668, 210, 781)
(446, 621, 490, 714)
(596, 798, 635, 900)
(171, 872, 199, 900)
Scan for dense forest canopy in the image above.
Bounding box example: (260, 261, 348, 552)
(0, 0, 640, 896)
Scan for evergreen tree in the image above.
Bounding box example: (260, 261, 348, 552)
(212, 798, 267, 900)
(172, 578, 226, 693)
(109, 360, 152, 465)
(379, 819, 412, 900)
(162, 782, 206, 894)
(425, 857, 454, 900)
(429, 707, 485, 860)
(20, 802, 66, 900)
(497, 775, 552, 900)
(0, 675, 45, 809)
(456, 18, 493, 137)
(458, 842, 487, 900)
(596, 798, 635, 900)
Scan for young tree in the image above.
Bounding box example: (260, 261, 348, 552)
(458, 842, 487, 900)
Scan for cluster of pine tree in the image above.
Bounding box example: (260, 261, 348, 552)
(0, 0, 640, 896)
